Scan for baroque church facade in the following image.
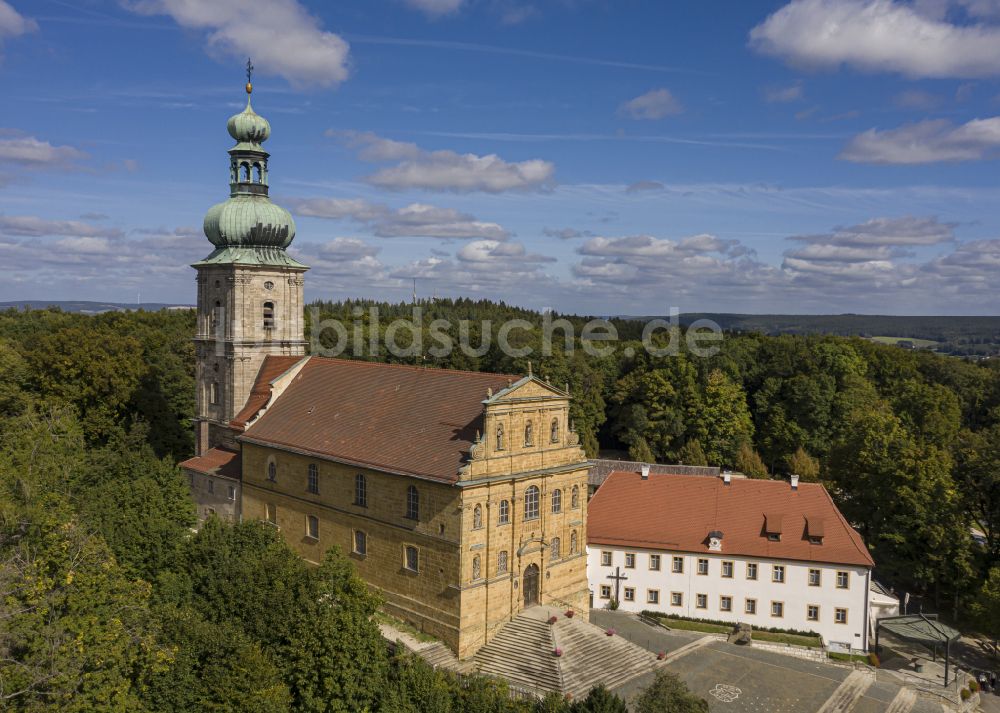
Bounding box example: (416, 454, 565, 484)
(180, 81, 590, 658)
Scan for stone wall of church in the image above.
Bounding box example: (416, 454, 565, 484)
(455, 465, 590, 658)
(240, 442, 467, 650)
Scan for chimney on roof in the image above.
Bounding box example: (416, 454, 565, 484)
(722, 470, 732, 485)
(790, 474, 800, 490)
(641, 464, 650, 480)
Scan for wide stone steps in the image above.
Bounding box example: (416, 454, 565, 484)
(418, 642, 461, 670)
(471, 616, 563, 694)
(884, 687, 916, 713)
(816, 670, 875, 713)
(552, 615, 660, 699)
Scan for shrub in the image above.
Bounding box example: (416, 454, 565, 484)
(969, 679, 980, 693)
(606, 628, 616, 636)
(607, 598, 620, 611)
(867, 652, 880, 667)
(960, 688, 971, 701)
(656, 651, 667, 660)
(565, 609, 575, 618)
(548, 615, 558, 625)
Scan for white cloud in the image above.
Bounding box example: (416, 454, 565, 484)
(618, 88, 683, 120)
(0, 0, 36, 64)
(750, 0, 1000, 79)
(332, 130, 554, 193)
(0, 214, 123, 238)
(403, 0, 464, 17)
(288, 196, 510, 240)
(0, 133, 87, 167)
(763, 82, 804, 103)
(840, 116, 1000, 163)
(125, 0, 350, 88)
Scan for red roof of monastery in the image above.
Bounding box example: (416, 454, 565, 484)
(239, 357, 515, 483)
(587, 470, 874, 567)
(179, 446, 241, 480)
(231, 355, 304, 428)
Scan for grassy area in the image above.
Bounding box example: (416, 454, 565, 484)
(650, 616, 730, 634)
(375, 611, 439, 644)
(828, 652, 869, 663)
(869, 336, 940, 349)
(753, 630, 823, 648)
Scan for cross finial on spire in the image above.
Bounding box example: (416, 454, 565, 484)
(245, 57, 254, 94)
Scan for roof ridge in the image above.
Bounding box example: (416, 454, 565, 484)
(306, 355, 518, 380)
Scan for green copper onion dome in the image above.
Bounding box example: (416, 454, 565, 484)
(226, 97, 271, 146)
(195, 74, 305, 268)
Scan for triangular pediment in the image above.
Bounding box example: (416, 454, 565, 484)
(484, 375, 568, 404)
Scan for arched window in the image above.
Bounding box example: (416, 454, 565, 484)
(209, 381, 219, 405)
(267, 461, 276, 482)
(354, 530, 367, 556)
(355, 473, 367, 507)
(524, 421, 533, 446)
(498, 499, 510, 525)
(307, 463, 319, 494)
(406, 485, 419, 520)
(496, 424, 505, 451)
(551, 418, 559, 443)
(497, 550, 508, 574)
(473, 504, 482, 530)
(210, 300, 221, 334)
(571, 485, 580, 509)
(240, 162, 250, 182)
(524, 485, 539, 521)
(550, 537, 561, 561)
(551, 488, 562, 513)
(472, 555, 481, 581)
(262, 301, 275, 329)
(252, 162, 262, 183)
(570, 530, 578, 555)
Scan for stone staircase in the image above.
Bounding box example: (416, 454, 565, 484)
(884, 687, 916, 713)
(471, 607, 661, 699)
(815, 670, 876, 713)
(551, 612, 660, 698)
(470, 612, 564, 695)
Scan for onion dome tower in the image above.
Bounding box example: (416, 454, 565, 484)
(192, 61, 308, 454)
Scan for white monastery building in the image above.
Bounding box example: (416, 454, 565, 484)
(587, 468, 875, 651)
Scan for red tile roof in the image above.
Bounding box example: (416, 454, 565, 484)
(231, 355, 304, 428)
(179, 446, 241, 480)
(239, 358, 515, 483)
(587, 471, 874, 567)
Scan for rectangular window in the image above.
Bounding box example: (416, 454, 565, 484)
(649, 554, 661, 571)
(265, 502, 276, 524)
(404, 545, 419, 573)
(647, 589, 660, 605)
(807, 604, 820, 621)
(771, 601, 784, 618)
(625, 553, 636, 569)
(209, 381, 219, 405)
(836, 571, 850, 589)
(624, 587, 635, 602)
(835, 608, 848, 624)
(672, 556, 684, 573)
(767, 533, 781, 542)
(601, 551, 612, 567)
(227, 485, 236, 501)
(745, 598, 757, 615)
(720, 596, 733, 612)
(722, 561, 734, 578)
(307, 464, 319, 495)
(354, 474, 367, 507)
(697, 558, 709, 575)
(600, 584, 611, 599)
(746, 562, 758, 580)
(354, 530, 367, 556)
(773, 565, 785, 583)
(306, 515, 319, 540)
(670, 591, 683, 607)
(207, 479, 214, 494)
(696, 593, 707, 609)
(809, 568, 822, 586)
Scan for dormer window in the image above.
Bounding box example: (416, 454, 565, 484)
(708, 530, 723, 552)
(806, 516, 825, 545)
(764, 512, 783, 542)
(262, 301, 274, 329)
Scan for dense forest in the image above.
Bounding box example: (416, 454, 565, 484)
(1, 299, 998, 709)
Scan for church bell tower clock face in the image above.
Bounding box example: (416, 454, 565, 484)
(191, 67, 308, 454)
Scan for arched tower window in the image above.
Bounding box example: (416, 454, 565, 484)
(240, 162, 250, 182)
(262, 301, 274, 329)
(524, 421, 533, 447)
(524, 485, 539, 521)
(252, 162, 262, 183)
(473, 504, 482, 530)
(496, 423, 505, 451)
(551, 418, 559, 443)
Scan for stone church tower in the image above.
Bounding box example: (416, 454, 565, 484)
(192, 78, 308, 455)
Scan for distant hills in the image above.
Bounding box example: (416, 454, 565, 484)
(0, 300, 193, 314)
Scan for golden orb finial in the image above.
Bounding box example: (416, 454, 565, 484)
(246, 82, 253, 95)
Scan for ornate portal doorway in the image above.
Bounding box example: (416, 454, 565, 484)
(523, 563, 540, 607)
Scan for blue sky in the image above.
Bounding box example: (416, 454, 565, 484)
(2, 0, 1000, 314)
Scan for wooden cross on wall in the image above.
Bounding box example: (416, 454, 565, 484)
(607, 566, 628, 602)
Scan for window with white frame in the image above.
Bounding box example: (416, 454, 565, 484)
(807, 604, 819, 621)
(771, 601, 784, 617)
(746, 562, 758, 580)
(836, 571, 850, 589)
(498, 499, 510, 525)
(670, 592, 682, 606)
(227, 485, 236, 501)
(600, 584, 611, 599)
(835, 608, 848, 624)
(551, 488, 562, 513)
(625, 553, 636, 568)
(647, 589, 660, 605)
(745, 598, 757, 615)
(720, 596, 733, 612)
(696, 593, 707, 609)
(649, 554, 661, 571)
(524, 486, 540, 520)
(672, 556, 684, 573)
(773, 565, 785, 583)
(601, 551, 612, 566)
(722, 561, 734, 578)
(697, 558, 709, 575)
(624, 587, 635, 602)
(809, 568, 821, 586)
